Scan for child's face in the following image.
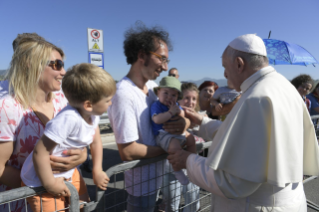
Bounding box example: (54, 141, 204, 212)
(297, 82, 312, 97)
(157, 87, 179, 106)
(179, 90, 198, 109)
(91, 95, 113, 115)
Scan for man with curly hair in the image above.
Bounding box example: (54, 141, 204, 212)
(108, 23, 190, 211)
(291, 74, 313, 111)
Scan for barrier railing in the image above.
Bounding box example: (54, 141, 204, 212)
(0, 181, 80, 212)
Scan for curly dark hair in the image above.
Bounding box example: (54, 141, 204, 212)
(124, 21, 172, 65)
(291, 74, 313, 89)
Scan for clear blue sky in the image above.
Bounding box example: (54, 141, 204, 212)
(0, 0, 318, 82)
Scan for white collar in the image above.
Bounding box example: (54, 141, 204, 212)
(240, 66, 276, 93)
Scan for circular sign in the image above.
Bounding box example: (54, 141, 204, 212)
(91, 30, 100, 39)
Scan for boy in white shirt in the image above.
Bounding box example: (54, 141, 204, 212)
(21, 63, 116, 212)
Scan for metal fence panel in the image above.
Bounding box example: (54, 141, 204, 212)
(0, 181, 80, 212)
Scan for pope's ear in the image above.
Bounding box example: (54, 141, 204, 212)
(235, 57, 245, 74)
(83, 100, 93, 112)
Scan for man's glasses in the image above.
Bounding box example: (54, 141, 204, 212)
(47, 59, 64, 71)
(169, 74, 176, 77)
(149, 51, 170, 64)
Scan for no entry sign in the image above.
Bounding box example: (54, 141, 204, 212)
(87, 28, 103, 52)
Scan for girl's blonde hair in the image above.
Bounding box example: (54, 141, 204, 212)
(5, 38, 64, 109)
(181, 82, 200, 111)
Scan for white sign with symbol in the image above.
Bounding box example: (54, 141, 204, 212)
(89, 53, 103, 67)
(87, 28, 103, 52)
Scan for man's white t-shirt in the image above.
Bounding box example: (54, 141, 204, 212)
(21, 104, 100, 187)
(108, 77, 161, 196)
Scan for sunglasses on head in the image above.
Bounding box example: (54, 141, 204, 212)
(169, 74, 176, 77)
(47, 59, 64, 71)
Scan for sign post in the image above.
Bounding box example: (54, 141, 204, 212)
(87, 28, 104, 69)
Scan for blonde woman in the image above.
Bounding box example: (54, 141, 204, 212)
(0, 37, 87, 211)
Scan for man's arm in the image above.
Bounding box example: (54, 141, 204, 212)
(168, 149, 261, 198)
(117, 142, 165, 161)
(211, 95, 240, 116)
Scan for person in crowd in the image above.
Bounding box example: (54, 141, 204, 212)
(168, 67, 179, 78)
(151, 76, 195, 185)
(0, 36, 88, 212)
(198, 81, 219, 119)
(210, 80, 241, 121)
(291, 74, 313, 112)
(307, 80, 319, 116)
(108, 24, 189, 212)
(20, 63, 115, 211)
(167, 34, 319, 211)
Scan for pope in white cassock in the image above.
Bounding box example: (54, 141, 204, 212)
(167, 34, 319, 211)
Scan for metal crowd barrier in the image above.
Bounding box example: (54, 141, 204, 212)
(89, 141, 213, 212)
(0, 181, 80, 212)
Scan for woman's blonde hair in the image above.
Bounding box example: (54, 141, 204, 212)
(181, 82, 200, 111)
(5, 38, 64, 109)
(62, 63, 116, 105)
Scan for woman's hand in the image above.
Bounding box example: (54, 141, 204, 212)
(182, 106, 203, 126)
(163, 116, 190, 134)
(50, 148, 87, 173)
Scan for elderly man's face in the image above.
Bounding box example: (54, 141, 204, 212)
(222, 54, 241, 91)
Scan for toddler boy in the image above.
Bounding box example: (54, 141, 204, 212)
(151, 76, 195, 185)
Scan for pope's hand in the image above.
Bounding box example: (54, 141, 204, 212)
(182, 106, 203, 126)
(167, 149, 192, 170)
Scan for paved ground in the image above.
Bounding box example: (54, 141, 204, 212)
(81, 125, 319, 211)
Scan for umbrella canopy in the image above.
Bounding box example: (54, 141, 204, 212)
(263, 39, 319, 66)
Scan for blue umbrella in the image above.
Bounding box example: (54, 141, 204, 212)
(263, 39, 319, 67)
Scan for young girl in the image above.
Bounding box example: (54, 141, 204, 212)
(21, 63, 116, 212)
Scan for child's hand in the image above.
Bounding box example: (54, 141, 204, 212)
(45, 177, 71, 197)
(215, 103, 223, 112)
(93, 170, 110, 190)
(169, 104, 181, 116)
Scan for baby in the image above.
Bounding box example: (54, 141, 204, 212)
(20, 63, 116, 212)
(210, 81, 241, 120)
(151, 76, 196, 185)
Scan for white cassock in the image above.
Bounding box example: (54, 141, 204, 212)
(187, 66, 319, 212)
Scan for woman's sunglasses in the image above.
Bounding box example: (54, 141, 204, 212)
(47, 59, 64, 71)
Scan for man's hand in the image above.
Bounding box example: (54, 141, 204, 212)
(50, 149, 87, 173)
(167, 149, 192, 170)
(163, 116, 190, 134)
(45, 177, 71, 197)
(93, 170, 110, 191)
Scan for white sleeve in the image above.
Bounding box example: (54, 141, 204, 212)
(197, 117, 222, 141)
(187, 154, 261, 199)
(44, 114, 78, 145)
(108, 90, 138, 144)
